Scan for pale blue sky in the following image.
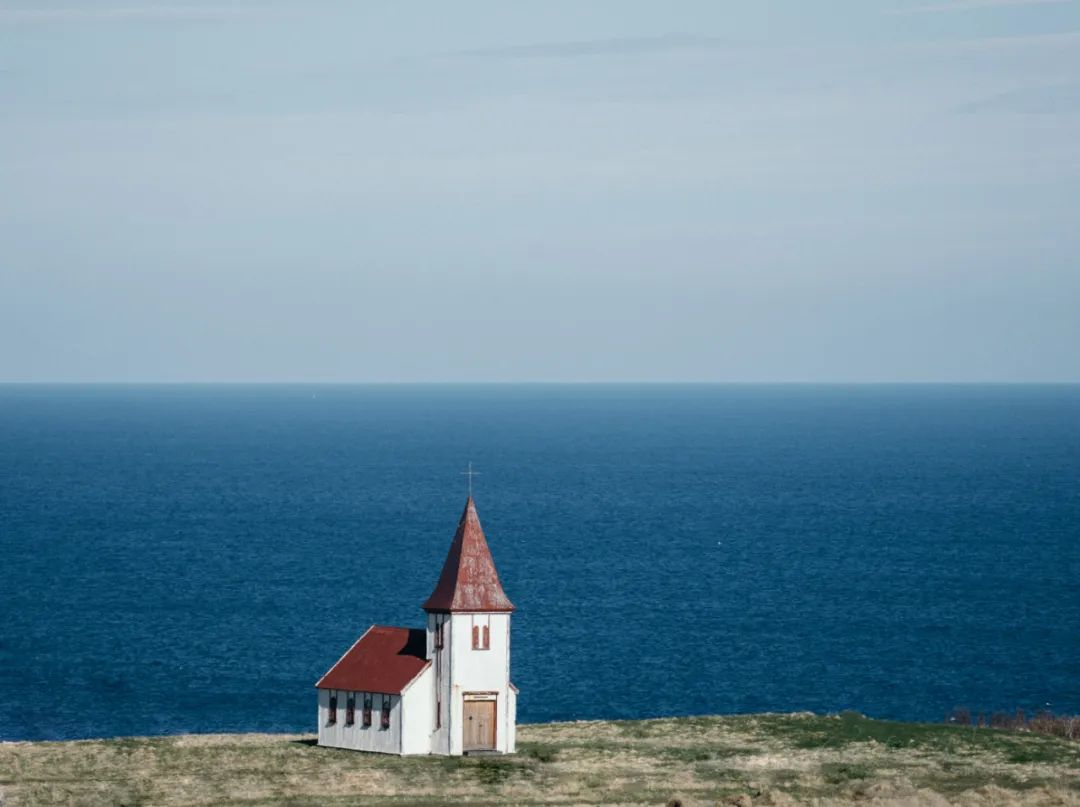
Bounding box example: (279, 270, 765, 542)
(2, 0, 1079, 381)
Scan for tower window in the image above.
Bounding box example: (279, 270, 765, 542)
(345, 694, 355, 726)
(327, 693, 337, 726)
(472, 623, 490, 650)
(435, 620, 444, 650)
(362, 694, 372, 727)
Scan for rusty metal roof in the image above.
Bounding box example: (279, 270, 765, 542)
(314, 625, 430, 694)
(422, 497, 514, 613)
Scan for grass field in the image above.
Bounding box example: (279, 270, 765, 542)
(2, 712, 1078, 806)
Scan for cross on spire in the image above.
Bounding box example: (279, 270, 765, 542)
(461, 462, 480, 498)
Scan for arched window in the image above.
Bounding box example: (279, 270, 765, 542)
(472, 625, 480, 648)
(327, 693, 337, 726)
(362, 694, 372, 728)
(482, 624, 490, 649)
(345, 694, 355, 726)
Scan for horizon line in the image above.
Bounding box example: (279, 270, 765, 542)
(1, 380, 1078, 386)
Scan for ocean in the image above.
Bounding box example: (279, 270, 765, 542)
(1, 384, 1078, 741)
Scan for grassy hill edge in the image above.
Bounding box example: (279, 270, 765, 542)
(2, 712, 1078, 806)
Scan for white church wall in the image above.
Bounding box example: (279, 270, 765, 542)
(448, 612, 513, 754)
(400, 667, 434, 755)
(506, 685, 517, 753)
(316, 688, 403, 754)
(427, 612, 453, 755)
(449, 613, 511, 694)
(317, 688, 329, 748)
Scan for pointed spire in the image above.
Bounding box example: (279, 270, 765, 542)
(422, 497, 514, 613)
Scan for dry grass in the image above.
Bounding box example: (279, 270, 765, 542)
(1, 713, 1078, 806)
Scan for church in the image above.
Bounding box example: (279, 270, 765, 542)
(315, 496, 517, 755)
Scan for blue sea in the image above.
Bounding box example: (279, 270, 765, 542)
(1, 384, 1078, 741)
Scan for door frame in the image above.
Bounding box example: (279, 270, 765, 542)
(462, 692, 498, 751)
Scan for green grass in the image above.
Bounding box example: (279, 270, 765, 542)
(820, 761, 874, 784)
(739, 710, 1080, 764)
(517, 741, 559, 763)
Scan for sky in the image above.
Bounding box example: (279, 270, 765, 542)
(1, 0, 1079, 382)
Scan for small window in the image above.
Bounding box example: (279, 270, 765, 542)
(472, 625, 479, 649)
(435, 620, 444, 650)
(345, 694, 355, 726)
(328, 693, 338, 726)
(362, 694, 372, 728)
(472, 623, 490, 650)
(380, 695, 391, 730)
(482, 624, 490, 649)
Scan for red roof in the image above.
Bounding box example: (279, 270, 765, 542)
(315, 626, 430, 694)
(422, 497, 514, 613)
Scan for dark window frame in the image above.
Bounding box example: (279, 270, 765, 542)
(327, 693, 338, 726)
(380, 695, 392, 730)
(345, 694, 355, 726)
(362, 694, 372, 728)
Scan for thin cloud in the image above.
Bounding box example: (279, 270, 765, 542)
(955, 83, 1080, 113)
(0, 4, 258, 24)
(890, 0, 1071, 13)
(458, 33, 734, 59)
(895, 28, 1080, 51)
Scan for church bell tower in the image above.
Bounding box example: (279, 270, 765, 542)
(423, 496, 516, 755)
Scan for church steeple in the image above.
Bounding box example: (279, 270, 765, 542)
(422, 497, 514, 613)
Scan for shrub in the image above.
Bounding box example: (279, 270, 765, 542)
(945, 708, 1078, 740)
(948, 708, 972, 726)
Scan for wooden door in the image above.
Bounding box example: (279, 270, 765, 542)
(463, 699, 496, 750)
